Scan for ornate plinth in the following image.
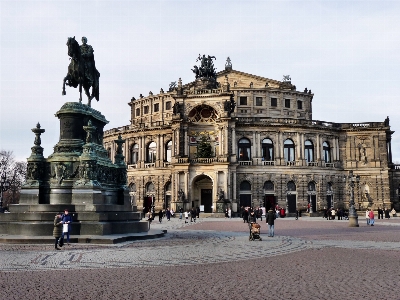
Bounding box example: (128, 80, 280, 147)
(0, 102, 149, 239)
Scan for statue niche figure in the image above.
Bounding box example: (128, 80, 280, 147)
(62, 36, 100, 107)
(178, 189, 185, 202)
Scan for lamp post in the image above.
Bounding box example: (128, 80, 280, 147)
(0, 173, 10, 212)
(344, 171, 360, 227)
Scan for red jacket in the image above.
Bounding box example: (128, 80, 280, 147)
(369, 210, 375, 219)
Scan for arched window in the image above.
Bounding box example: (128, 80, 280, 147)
(308, 182, 316, 191)
(240, 181, 252, 190)
(146, 182, 155, 193)
(287, 181, 296, 191)
(130, 144, 139, 164)
(284, 139, 295, 162)
(263, 181, 274, 191)
(327, 182, 333, 192)
(165, 140, 172, 162)
(129, 183, 136, 192)
(305, 140, 314, 163)
(323, 142, 331, 163)
(238, 138, 251, 161)
(165, 182, 171, 191)
(261, 138, 274, 161)
(147, 142, 157, 163)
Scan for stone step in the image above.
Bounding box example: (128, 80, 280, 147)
(9, 204, 134, 213)
(0, 229, 165, 244)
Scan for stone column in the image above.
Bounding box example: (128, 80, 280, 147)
(225, 126, 229, 156)
(184, 128, 188, 156)
(184, 172, 189, 203)
(232, 127, 236, 156)
(316, 135, 320, 160)
(296, 133, 301, 161)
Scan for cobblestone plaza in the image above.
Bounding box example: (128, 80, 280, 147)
(0, 217, 399, 299)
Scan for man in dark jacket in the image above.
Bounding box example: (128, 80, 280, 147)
(266, 209, 276, 237)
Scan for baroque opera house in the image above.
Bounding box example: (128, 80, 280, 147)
(103, 57, 400, 215)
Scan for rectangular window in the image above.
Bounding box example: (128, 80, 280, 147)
(297, 100, 302, 110)
(255, 97, 263, 106)
(271, 98, 277, 107)
(285, 99, 290, 108)
(136, 108, 140, 116)
(144, 106, 149, 114)
(166, 101, 171, 110)
(154, 103, 159, 112)
(239, 97, 247, 105)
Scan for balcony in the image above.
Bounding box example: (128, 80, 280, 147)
(144, 163, 155, 168)
(262, 160, 275, 166)
(285, 161, 298, 167)
(325, 163, 335, 168)
(307, 162, 319, 167)
(127, 164, 138, 169)
(239, 160, 252, 166)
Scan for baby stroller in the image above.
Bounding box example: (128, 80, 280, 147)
(249, 222, 262, 241)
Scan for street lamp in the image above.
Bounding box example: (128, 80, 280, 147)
(343, 171, 360, 227)
(0, 173, 10, 212)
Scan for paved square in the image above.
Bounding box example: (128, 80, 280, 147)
(0, 216, 399, 299)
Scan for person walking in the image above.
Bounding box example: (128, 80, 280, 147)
(158, 209, 163, 223)
(366, 209, 370, 225)
(369, 209, 375, 226)
(179, 207, 183, 220)
(166, 208, 171, 221)
(184, 210, 189, 223)
(228, 208, 232, 219)
(191, 207, 197, 223)
(196, 206, 200, 219)
(60, 209, 72, 245)
(266, 209, 276, 237)
(53, 212, 63, 250)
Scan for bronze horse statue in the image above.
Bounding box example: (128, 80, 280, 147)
(62, 36, 100, 107)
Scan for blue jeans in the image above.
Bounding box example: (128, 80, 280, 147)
(268, 224, 274, 237)
(62, 231, 70, 243)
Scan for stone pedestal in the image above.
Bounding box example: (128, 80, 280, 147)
(0, 102, 148, 238)
(348, 216, 359, 227)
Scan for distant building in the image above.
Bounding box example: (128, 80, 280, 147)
(103, 58, 400, 215)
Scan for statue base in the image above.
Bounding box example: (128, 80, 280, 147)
(0, 102, 149, 240)
(348, 215, 359, 227)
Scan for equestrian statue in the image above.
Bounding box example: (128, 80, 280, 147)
(62, 36, 100, 107)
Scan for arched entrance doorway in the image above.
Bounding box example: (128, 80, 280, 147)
(287, 181, 297, 213)
(192, 175, 213, 213)
(308, 181, 317, 213)
(239, 181, 252, 208)
(263, 180, 275, 211)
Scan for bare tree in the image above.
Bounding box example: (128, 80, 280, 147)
(0, 150, 27, 208)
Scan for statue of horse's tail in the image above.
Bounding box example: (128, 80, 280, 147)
(94, 70, 100, 101)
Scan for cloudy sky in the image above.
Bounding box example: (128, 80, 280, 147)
(1, 0, 400, 162)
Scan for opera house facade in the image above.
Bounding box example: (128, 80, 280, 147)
(103, 57, 400, 215)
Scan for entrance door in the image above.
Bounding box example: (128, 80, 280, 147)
(240, 194, 252, 208)
(287, 194, 296, 213)
(311, 195, 317, 212)
(164, 195, 171, 210)
(326, 195, 332, 208)
(201, 189, 213, 213)
(264, 195, 275, 211)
